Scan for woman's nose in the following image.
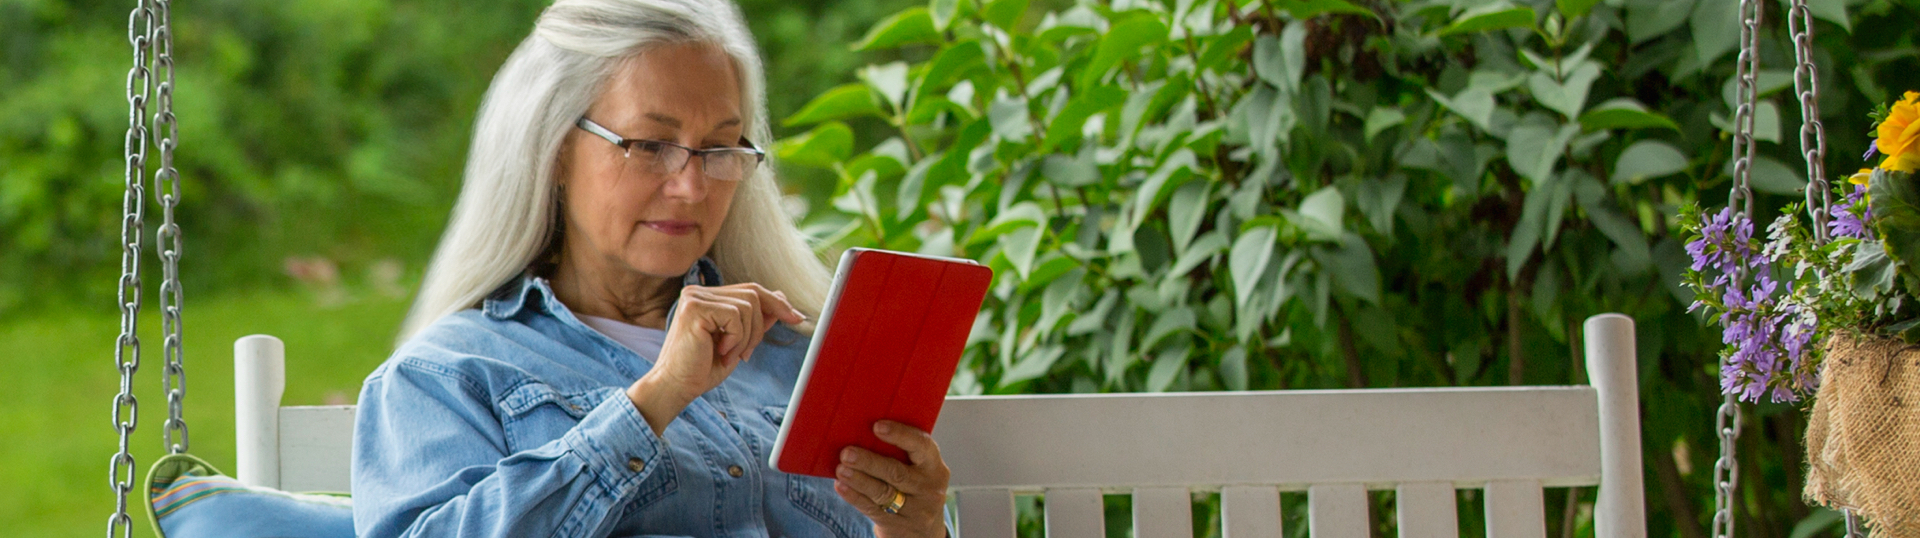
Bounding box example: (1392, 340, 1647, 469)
(660, 159, 708, 202)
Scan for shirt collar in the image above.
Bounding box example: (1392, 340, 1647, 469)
(482, 256, 725, 320)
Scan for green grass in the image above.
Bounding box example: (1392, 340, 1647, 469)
(0, 286, 409, 537)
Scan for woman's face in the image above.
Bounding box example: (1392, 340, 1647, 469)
(559, 42, 744, 280)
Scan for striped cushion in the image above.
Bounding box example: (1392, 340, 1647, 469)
(145, 453, 354, 538)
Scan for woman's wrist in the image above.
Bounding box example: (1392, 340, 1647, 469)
(627, 374, 689, 436)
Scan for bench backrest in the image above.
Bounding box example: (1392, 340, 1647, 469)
(234, 314, 1645, 537)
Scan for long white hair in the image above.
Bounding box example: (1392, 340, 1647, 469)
(398, 0, 830, 343)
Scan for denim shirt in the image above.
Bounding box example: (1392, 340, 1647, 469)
(352, 258, 875, 538)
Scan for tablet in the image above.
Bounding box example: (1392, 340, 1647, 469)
(770, 248, 993, 478)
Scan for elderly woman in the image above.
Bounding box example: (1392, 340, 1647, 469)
(350, 0, 951, 536)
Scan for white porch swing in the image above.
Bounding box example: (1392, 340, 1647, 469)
(103, 0, 1854, 535)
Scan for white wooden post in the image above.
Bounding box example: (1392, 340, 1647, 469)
(1043, 488, 1105, 538)
(1583, 314, 1646, 538)
(1395, 481, 1458, 538)
(234, 334, 285, 489)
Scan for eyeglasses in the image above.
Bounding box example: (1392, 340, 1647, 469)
(575, 117, 765, 182)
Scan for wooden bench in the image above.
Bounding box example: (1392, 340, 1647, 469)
(233, 314, 1646, 537)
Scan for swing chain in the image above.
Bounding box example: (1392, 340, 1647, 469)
(108, 0, 154, 535)
(151, 0, 189, 456)
(1787, 0, 1831, 243)
(1713, 1, 1763, 537)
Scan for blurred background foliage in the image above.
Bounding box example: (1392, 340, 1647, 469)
(2, 0, 1917, 536)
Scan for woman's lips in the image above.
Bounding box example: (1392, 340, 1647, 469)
(643, 220, 698, 235)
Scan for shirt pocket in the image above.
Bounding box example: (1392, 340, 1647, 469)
(497, 383, 612, 453)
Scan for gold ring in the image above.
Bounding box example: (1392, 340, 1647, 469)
(882, 490, 905, 514)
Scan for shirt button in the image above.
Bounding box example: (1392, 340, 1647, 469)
(727, 465, 744, 478)
(627, 458, 646, 473)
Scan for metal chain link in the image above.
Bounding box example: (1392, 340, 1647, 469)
(1787, 0, 1831, 243)
(149, 0, 189, 456)
(1714, 1, 1762, 537)
(108, 1, 153, 536)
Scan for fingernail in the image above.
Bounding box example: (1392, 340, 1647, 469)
(841, 448, 856, 463)
(837, 465, 852, 478)
(875, 422, 892, 434)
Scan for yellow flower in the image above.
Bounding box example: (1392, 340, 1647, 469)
(1878, 91, 1920, 172)
(1850, 168, 1873, 185)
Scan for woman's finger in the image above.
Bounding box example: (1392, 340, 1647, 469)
(840, 445, 927, 495)
(831, 476, 892, 520)
(874, 421, 947, 471)
(834, 464, 897, 508)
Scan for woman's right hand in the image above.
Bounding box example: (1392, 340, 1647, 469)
(627, 282, 806, 435)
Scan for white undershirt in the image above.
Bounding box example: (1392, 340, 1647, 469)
(578, 314, 669, 362)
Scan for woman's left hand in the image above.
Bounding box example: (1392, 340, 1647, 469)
(834, 420, 951, 538)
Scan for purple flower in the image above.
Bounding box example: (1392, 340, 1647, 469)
(1829, 183, 1875, 240)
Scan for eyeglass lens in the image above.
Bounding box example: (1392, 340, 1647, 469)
(630, 141, 756, 181)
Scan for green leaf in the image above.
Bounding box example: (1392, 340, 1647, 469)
(772, 121, 854, 169)
(1505, 113, 1580, 184)
(1427, 87, 1496, 133)
(1230, 224, 1280, 310)
(1611, 140, 1689, 185)
(1143, 307, 1197, 351)
(1002, 344, 1064, 386)
(1169, 231, 1230, 277)
(1078, 17, 1169, 89)
(860, 62, 912, 112)
(1578, 99, 1680, 132)
(1440, 3, 1536, 37)
(1870, 169, 1920, 289)
(982, 0, 1028, 30)
(1252, 23, 1308, 94)
(1528, 62, 1600, 119)
(1295, 186, 1345, 242)
(1043, 85, 1127, 152)
(1575, 174, 1652, 270)
(1690, 0, 1738, 67)
(920, 41, 987, 92)
(987, 96, 1033, 141)
(1219, 346, 1249, 391)
(1269, 0, 1371, 18)
(1723, 155, 1807, 195)
(852, 8, 941, 51)
(930, 0, 969, 32)
(1129, 149, 1200, 230)
(1040, 151, 1098, 188)
(1146, 343, 1192, 393)
(1364, 107, 1405, 142)
(1316, 233, 1382, 304)
(1626, 0, 1693, 43)
(1557, 0, 1598, 19)
(1807, 0, 1851, 33)
(1001, 226, 1044, 279)
(783, 84, 884, 127)
(1197, 26, 1256, 74)
(1168, 181, 1211, 254)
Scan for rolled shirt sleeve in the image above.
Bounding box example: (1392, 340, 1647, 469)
(352, 358, 673, 538)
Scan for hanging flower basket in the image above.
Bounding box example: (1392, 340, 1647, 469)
(1684, 91, 1920, 536)
(1805, 332, 1920, 535)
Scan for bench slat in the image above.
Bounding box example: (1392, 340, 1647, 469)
(958, 488, 1015, 538)
(1484, 480, 1546, 538)
(1308, 483, 1368, 538)
(936, 388, 1600, 492)
(1221, 485, 1282, 538)
(278, 405, 356, 492)
(1133, 487, 1193, 538)
(1043, 488, 1105, 538)
(1395, 481, 1458, 538)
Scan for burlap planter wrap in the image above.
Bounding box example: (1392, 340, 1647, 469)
(1804, 333, 1920, 537)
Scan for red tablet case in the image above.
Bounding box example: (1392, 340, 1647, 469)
(770, 248, 993, 478)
